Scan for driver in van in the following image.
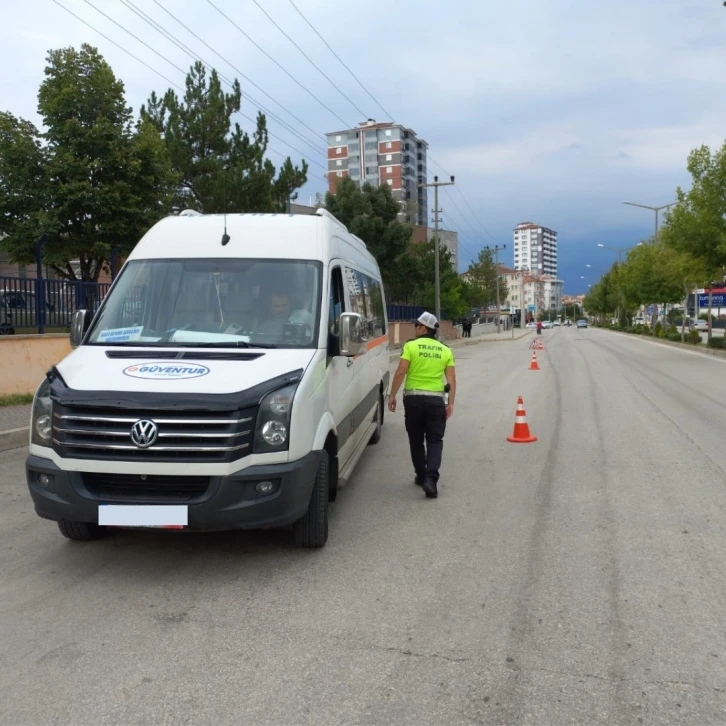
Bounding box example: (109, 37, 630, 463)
(255, 291, 313, 338)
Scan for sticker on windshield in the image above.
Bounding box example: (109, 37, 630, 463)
(123, 363, 211, 380)
(98, 326, 143, 343)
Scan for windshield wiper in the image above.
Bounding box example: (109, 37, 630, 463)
(173, 341, 278, 349)
(90, 340, 277, 349)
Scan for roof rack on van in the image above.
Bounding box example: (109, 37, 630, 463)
(315, 208, 368, 250)
(178, 209, 203, 217)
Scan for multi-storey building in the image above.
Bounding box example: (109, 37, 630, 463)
(412, 225, 458, 271)
(326, 120, 428, 227)
(541, 276, 564, 312)
(501, 267, 548, 320)
(513, 222, 558, 277)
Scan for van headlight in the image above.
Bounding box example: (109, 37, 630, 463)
(253, 383, 298, 453)
(31, 378, 53, 448)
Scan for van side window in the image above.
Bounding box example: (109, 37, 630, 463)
(328, 267, 344, 357)
(344, 267, 386, 340)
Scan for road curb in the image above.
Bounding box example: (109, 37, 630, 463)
(602, 329, 726, 361)
(388, 330, 532, 363)
(0, 427, 28, 453)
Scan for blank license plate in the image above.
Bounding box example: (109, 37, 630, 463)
(98, 505, 188, 528)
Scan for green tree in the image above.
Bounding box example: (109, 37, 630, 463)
(0, 44, 176, 280)
(464, 249, 509, 309)
(325, 177, 413, 289)
(662, 143, 726, 338)
(142, 62, 307, 214)
(410, 239, 468, 318)
(0, 113, 47, 256)
(584, 268, 620, 323)
(620, 241, 705, 337)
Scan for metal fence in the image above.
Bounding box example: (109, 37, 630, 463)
(2, 276, 443, 335)
(386, 304, 448, 322)
(1, 276, 110, 335)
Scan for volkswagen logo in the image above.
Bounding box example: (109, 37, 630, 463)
(130, 419, 159, 449)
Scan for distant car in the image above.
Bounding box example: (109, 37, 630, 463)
(693, 320, 709, 332)
(541, 320, 552, 329)
(526, 321, 537, 328)
(576, 319, 588, 329)
(553, 320, 561, 326)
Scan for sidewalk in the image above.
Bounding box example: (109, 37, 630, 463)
(0, 404, 30, 452)
(0, 328, 532, 452)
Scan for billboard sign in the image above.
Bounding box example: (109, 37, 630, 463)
(698, 293, 725, 308)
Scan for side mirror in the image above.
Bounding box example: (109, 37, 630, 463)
(70, 309, 91, 349)
(339, 312, 365, 357)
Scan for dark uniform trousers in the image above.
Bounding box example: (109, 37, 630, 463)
(403, 394, 447, 483)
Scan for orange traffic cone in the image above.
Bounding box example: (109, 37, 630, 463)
(507, 396, 538, 443)
(537, 339, 543, 350)
(529, 351, 540, 371)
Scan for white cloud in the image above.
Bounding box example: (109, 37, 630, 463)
(3, 0, 726, 283)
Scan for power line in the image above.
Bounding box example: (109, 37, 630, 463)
(52, 0, 325, 173)
(442, 187, 486, 247)
(250, 0, 368, 119)
(83, 0, 186, 75)
(52, 0, 182, 91)
(204, 0, 352, 128)
(149, 0, 325, 150)
(119, 0, 231, 80)
(283, 0, 498, 255)
(454, 186, 501, 246)
(117, 0, 326, 159)
(286, 0, 395, 122)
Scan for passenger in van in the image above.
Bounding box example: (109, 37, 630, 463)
(255, 291, 313, 338)
(387, 312, 456, 500)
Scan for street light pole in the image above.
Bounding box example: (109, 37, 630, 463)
(419, 175, 455, 322)
(486, 244, 507, 333)
(623, 200, 677, 244)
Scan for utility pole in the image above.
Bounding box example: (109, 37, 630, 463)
(419, 175, 455, 322)
(287, 192, 298, 214)
(486, 244, 507, 333)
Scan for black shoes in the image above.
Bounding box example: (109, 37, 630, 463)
(422, 479, 438, 499)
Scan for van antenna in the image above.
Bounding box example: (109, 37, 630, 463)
(221, 172, 230, 246)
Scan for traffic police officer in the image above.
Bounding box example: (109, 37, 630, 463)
(388, 312, 456, 499)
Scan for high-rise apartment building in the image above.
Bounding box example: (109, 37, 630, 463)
(512, 222, 558, 277)
(326, 120, 428, 227)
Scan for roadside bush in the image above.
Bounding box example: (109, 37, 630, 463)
(667, 333, 683, 342)
(707, 337, 724, 350)
(687, 330, 702, 345)
(625, 326, 636, 334)
(668, 324, 678, 336)
(654, 322, 664, 338)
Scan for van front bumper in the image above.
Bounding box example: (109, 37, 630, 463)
(26, 452, 320, 532)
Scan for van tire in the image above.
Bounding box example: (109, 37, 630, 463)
(293, 450, 329, 548)
(57, 520, 102, 541)
(368, 396, 383, 445)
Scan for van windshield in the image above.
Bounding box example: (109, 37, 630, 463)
(86, 258, 321, 348)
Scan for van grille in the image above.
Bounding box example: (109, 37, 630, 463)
(52, 403, 257, 463)
(81, 473, 209, 502)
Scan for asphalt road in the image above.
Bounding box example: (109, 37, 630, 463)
(2, 328, 726, 725)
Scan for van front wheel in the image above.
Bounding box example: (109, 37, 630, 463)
(57, 520, 102, 541)
(293, 450, 330, 548)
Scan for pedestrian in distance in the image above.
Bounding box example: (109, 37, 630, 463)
(536, 320, 543, 335)
(388, 312, 456, 499)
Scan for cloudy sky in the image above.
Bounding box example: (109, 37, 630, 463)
(4, 0, 726, 292)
